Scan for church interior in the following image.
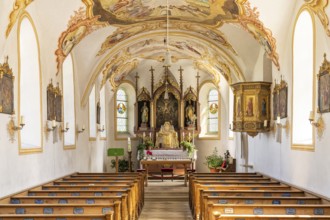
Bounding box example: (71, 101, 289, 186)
(1, 0, 330, 218)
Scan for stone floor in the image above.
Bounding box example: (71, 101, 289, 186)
(138, 179, 193, 220)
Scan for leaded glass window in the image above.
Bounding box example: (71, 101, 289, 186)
(116, 89, 128, 132)
(208, 89, 219, 133)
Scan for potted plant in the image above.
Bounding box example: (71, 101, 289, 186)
(204, 147, 223, 173)
(145, 140, 155, 150)
(137, 143, 146, 160)
(180, 141, 196, 158)
(110, 157, 129, 172)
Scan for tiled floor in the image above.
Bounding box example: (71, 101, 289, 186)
(139, 180, 193, 220)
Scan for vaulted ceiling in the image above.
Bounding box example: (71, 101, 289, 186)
(3, 0, 310, 104)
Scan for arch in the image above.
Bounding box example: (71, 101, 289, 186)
(81, 30, 245, 106)
(62, 54, 76, 149)
(17, 12, 43, 154)
(291, 8, 315, 150)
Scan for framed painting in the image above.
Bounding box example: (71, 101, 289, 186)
(279, 86, 288, 118)
(273, 91, 279, 120)
(318, 59, 330, 113)
(244, 95, 255, 117)
(96, 101, 101, 124)
(235, 96, 242, 118)
(0, 57, 14, 114)
(260, 96, 268, 117)
(47, 82, 55, 120)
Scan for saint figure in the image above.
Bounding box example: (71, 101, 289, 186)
(185, 100, 195, 125)
(141, 102, 149, 124)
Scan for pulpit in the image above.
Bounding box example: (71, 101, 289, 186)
(155, 122, 179, 148)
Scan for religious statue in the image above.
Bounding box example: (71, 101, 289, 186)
(141, 102, 149, 124)
(155, 122, 179, 148)
(185, 100, 196, 126)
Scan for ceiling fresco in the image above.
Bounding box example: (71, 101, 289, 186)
(83, 0, 242, 26)
(100, 35, 244, 90)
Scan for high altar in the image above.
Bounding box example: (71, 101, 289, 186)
(134, 66, 201, 147)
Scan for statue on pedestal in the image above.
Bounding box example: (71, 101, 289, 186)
(141, 102, 149, 126)
(185, 100, 196, 127)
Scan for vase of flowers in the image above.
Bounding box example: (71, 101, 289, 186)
(180, 141, 196, 158)
(146, 150, 152, 160)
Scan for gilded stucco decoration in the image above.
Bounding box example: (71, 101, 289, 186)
(83, 0, 244, 26)
(304, 0, 330, 36)
(6, 0, 33, 37)
(55, 7, 107, 74)
(238, 2, 280, 70)
(137, 87, 151, 102)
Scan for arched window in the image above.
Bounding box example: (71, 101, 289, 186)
(208, 89, 219, 133)
(63, 54, 75, 149)
(292, 9, 314, 150)
(89, 86, 96, 140)
(116, 89, 128, 133)
(100, 86, 106, 139)
(18, 14, 42, 153)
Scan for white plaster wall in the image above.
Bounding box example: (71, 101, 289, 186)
(234, 3, 330, 198)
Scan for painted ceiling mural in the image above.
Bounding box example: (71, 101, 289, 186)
(83, 0, 241, 26)
(100, 35, 244, 90)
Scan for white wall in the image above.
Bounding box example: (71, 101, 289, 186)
(234, 3, 330, 199)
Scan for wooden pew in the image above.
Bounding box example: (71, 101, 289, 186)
(212, 213, 330, 219)
(207, 203, 330, 220)
(0, 213, 114, 220)
(0, 202, 120, 220)
(6, 195, 129, 220)
(201, 196, 324, 220)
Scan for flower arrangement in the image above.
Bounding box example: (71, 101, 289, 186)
(145, 140, 155, 149)
(137, 143, 146, 160)
(180, 141, 196, 158)
(146, 150, 153, 156)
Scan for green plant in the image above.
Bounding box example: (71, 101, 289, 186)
(180, 141, 196, 158)
(145, 140, 155, 149)
(137, 143, 146, 160)
(204, 147, 223, 169)
(110, 157, 129, 172)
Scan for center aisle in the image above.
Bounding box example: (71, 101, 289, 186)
(139, 180, 193, 220)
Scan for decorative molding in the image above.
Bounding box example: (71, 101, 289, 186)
(6, 0, 34, 37)
(304, 0, 330, 36)
(183, 86, 197, 101)
(238, 2, 280, 70)
(55, 7, 106, 74)
(137, 87, 151, 102)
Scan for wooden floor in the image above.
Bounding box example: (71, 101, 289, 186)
(139, 179, 193, 220)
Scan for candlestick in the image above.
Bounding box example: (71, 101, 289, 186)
(264, 120, 267, 127)
(82, 124, 85, 130)
(128, 137, 131, 152)
(276, 116, 280, 124)
(66, 122, 69, 129)
(309, 111, 314, 121)
(20, 115, 25, 124)
(52, 119, 56, 128)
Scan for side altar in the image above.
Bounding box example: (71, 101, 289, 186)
(133, 66, 201, 145)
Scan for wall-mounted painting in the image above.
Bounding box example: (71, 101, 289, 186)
(272, 90, 279, 119)
(47, 80, 55, 120)
(0, 56, 14, 115)
(279, 86, 288, 118)
(318, 54, 330, 113)
(54, 84, 62, 122)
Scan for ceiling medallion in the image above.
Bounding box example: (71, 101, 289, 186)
(6, 0, 34, 38)
(304, 0, 330, 36)
(238, 2, 280, 70)
(55, 7, 107, 74)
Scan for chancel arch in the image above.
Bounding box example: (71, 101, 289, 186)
(17, 12, 43, 154)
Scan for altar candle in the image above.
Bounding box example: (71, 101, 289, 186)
(102, 125, 105, 130)
(128, 137, 131, 152)
(82, 124, 85, 130)
(52, 119, 56, 127)
(143, 132, 145, 138)
(183, 132, 185, 139)
(149, 132, 152, 138)
(309, 111, 314, 121)
(264, 120, 267, 127)
(66, 122, 69, 129)
(20, 115, 25, 124)
(276, 116, 281, 124)
(189, 132, 191, 140)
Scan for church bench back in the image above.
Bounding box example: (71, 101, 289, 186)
(0, 213, 114, 220)
(202, 196, 323, 220)
(0, 202, 120, 220)
(207, 203, 330, 220)
(212, 213, 330, 220)
(8, 195, 128, 220)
